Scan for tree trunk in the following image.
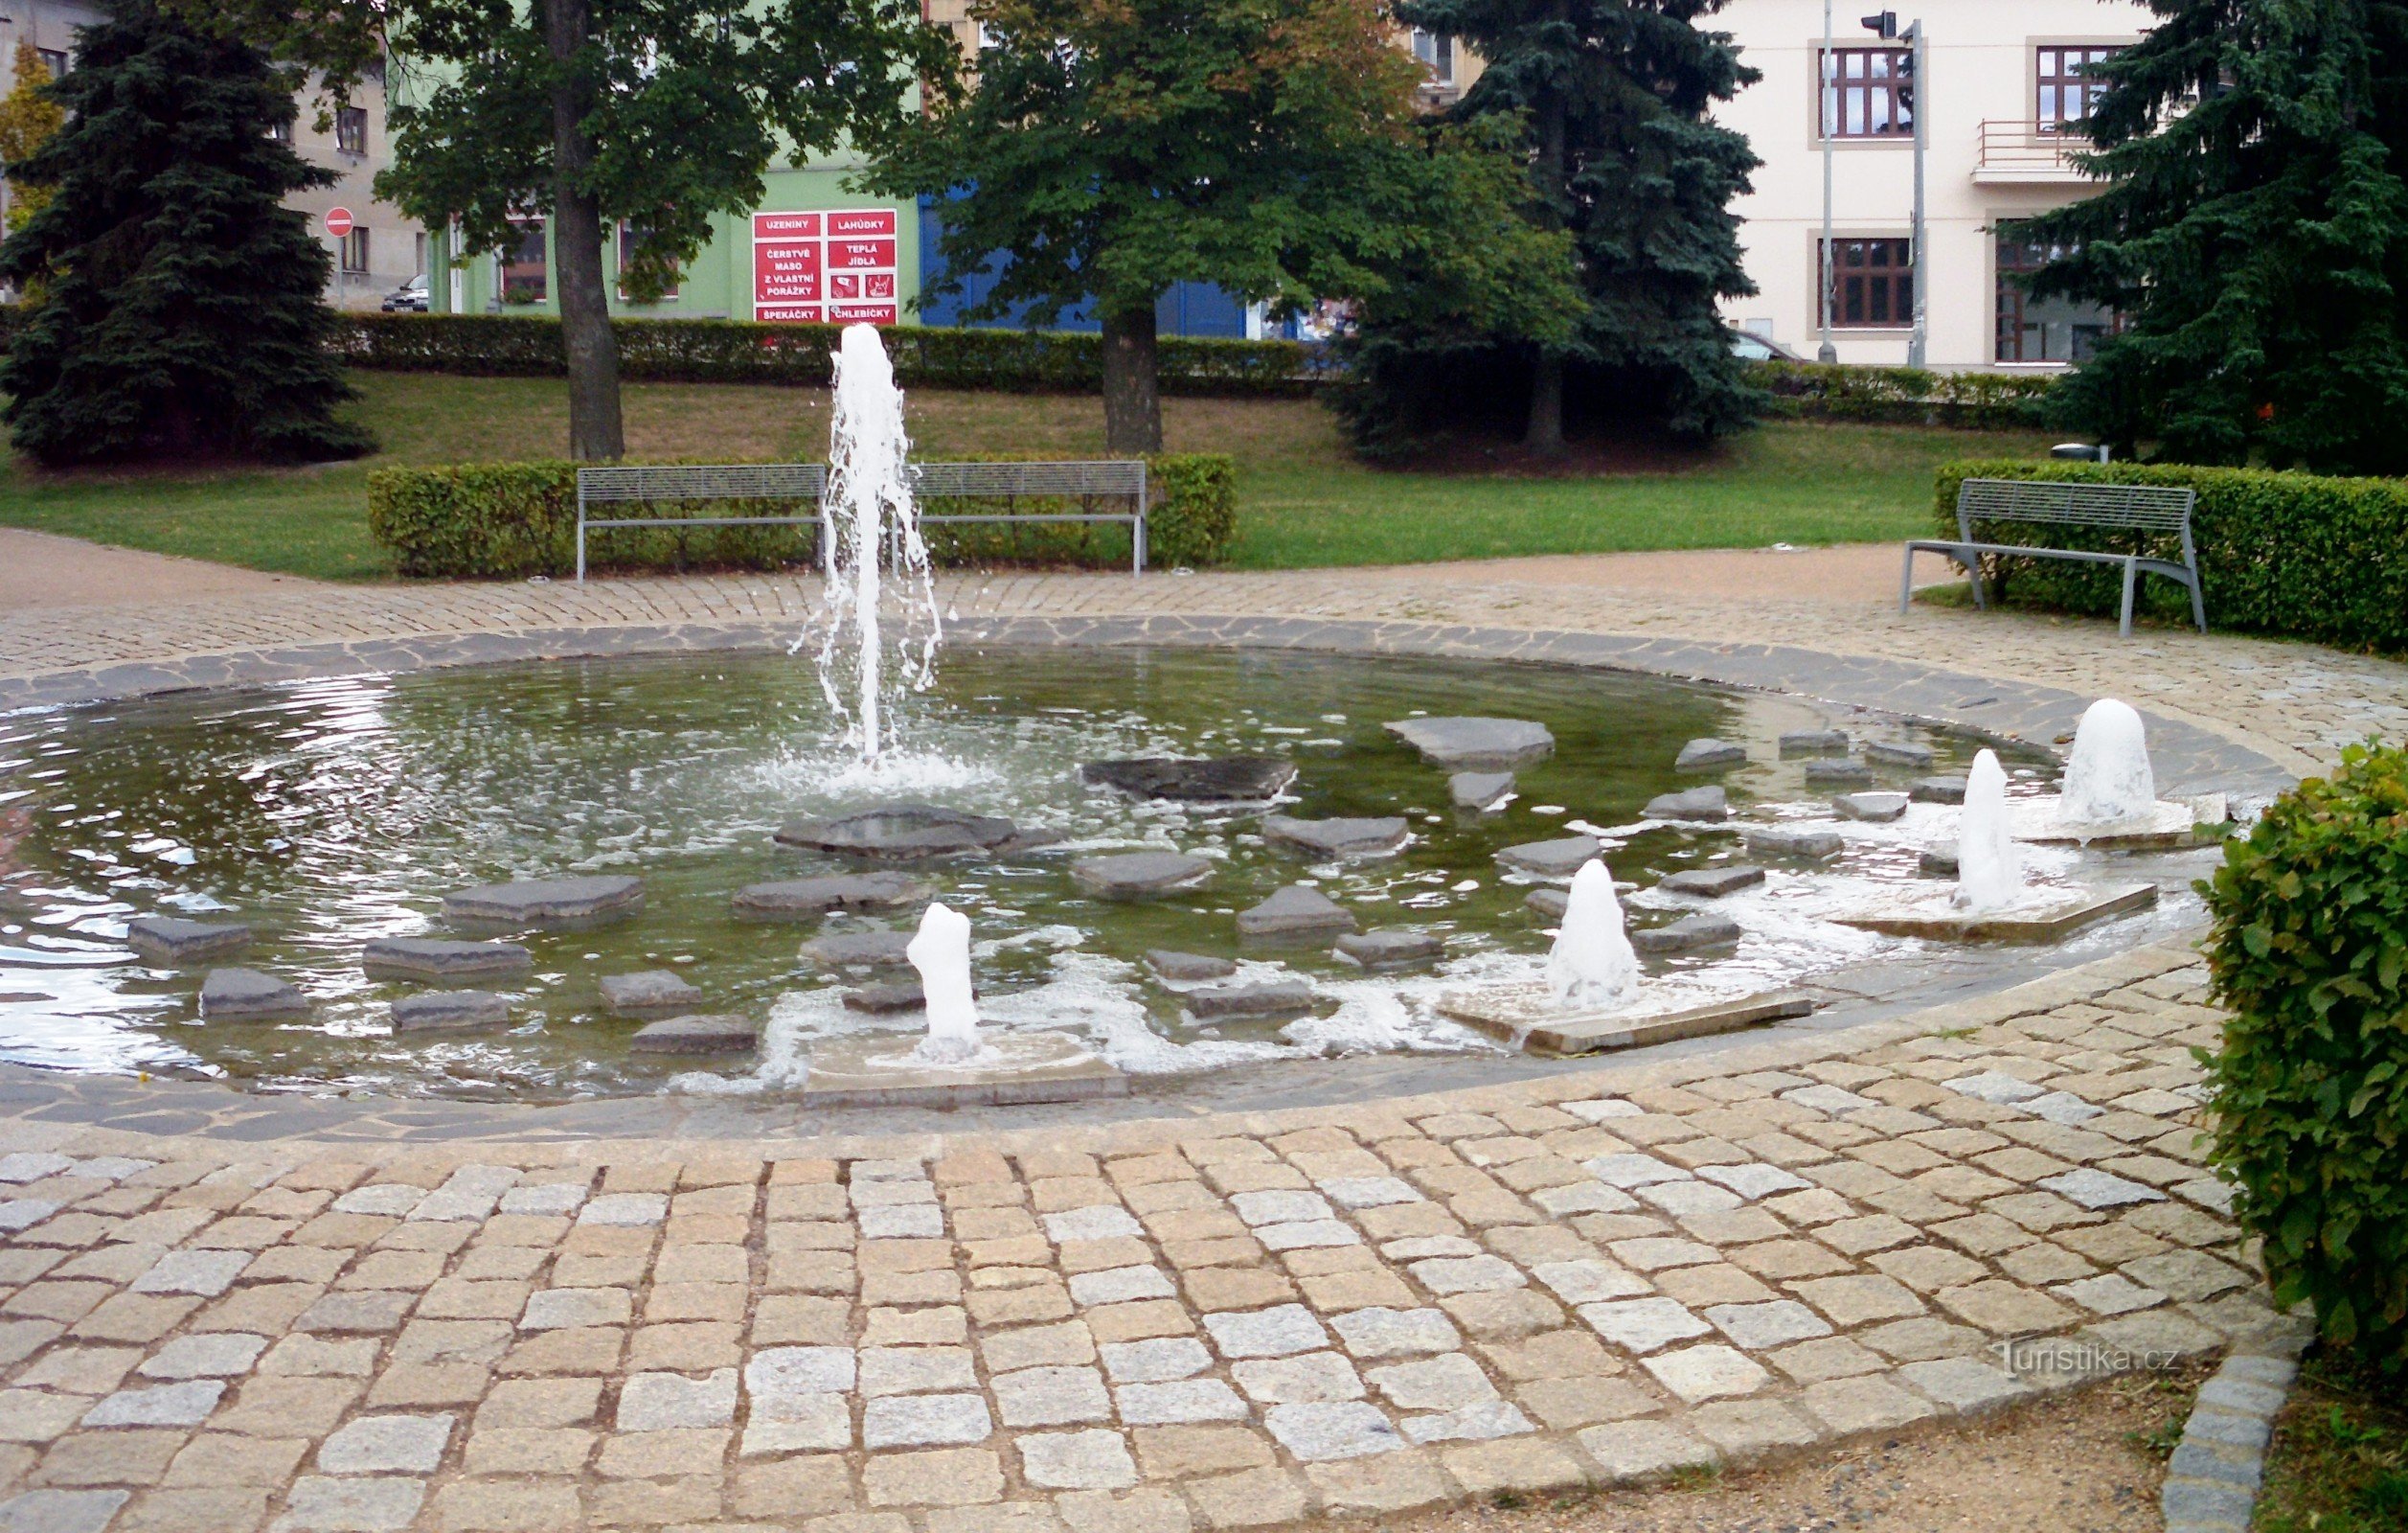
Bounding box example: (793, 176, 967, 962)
(1101, 301, 1163, 455)
(545, 0, 625, 462)
(1526, 352, 1565, 456)
(1524, 51, 1570, 457)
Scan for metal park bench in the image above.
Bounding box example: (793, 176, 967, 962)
(1901, 477, 2205, 637)
(574, 459, 1150, 582)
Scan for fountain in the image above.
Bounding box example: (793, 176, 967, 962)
(907, 901, 983, 1064)
(2012, 697, 2228, 847)
(1548, 861, 1639, 1009)
(1952, 750, 2023, 912)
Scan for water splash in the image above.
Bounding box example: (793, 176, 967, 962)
(1954, 748, 2023, 911)
(2058, 698, 2155, 825)
(908, 901, 983, 1065)
(810, 325, 942, 764)
(1548, 859, 1639, 1009)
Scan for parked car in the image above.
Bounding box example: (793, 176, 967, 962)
(1726, 327, 1806, 363)
(381, 275, 429, 313)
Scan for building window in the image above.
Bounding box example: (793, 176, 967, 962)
(1820, 46, 1913, 139)
(1823, 238, 1914, 327)
(2036, 46, 2119, 131)
(500, 219, 547, 304)
(616, 222, 679, 302)
(1995, 236, 2115, 362)
(336, 105, 368, 155)
(267, 118, 293, 144)
(1411, 29, 1454, 86)
(339, 226, 370, 274)
(35, 49, 69, 79)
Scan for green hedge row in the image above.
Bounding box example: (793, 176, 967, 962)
(366, 453, 1238, 578)
(1761, 361, 2057, 428)
(335, 313, 1322, 398)
(1932, 459, 2408, 652)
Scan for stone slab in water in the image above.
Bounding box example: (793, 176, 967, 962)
(1675, 739, 1748, 771)
(363, 938, 534, 982)
(1070, 852, 1213, 897)
(1383, 717, 1556, 770)
(1630, 913, 1742, 954)
(443, 876, 643, 929)
(1147, 950, 1237, 982)
(126, 916, 251, 968)
(1644, 786, 1729, 823)
(844, 981, 926, 1015)
(1079, 757, 1298, 803)
(1334, 929, 1444, 969)
(630, 1014, 760, 1054)
(1262, 815, 1410, 859)
(1867, 740, 1938, 769)
(1839, 883, 2159, 944)
(1919, 848, 1960, 879)
(800, 1030, 1126, 1109)
(801, 929, 917, 969)
(1658, 866, 1765, 898)
(733, 872, 931, 921)
(1439, 984, 1815, 1058)
(1743, 827, 1845, 859)
(1911, 775, 1968, 805)
(1803, 760, 1874, 788)
(1494, 836, 1601, 877)
(1525, 888, 1570, 920)
(1237, 885, 1357, 938)
(1188, 980, 1316, 1019)
(391, 990, 511, 1033)
(598, 970, 702, 1017)
(776, 804, 1018, 860)
(1779, 730, 1851, 757)
(1448, 772, 1514, 812)
(198, 968, 307, 1021)
(1833, 791, 1911, 823)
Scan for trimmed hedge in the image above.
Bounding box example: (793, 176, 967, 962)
(1760, 360, 2056, 428)
(1933, 460, 2408, 652)
(335, 313, 1323, 398)
(2202, 741, 2408, 1372)
(366, 452, 1237, 578)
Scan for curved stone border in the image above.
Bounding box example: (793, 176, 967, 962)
(2162, 1318, 2315, 1533)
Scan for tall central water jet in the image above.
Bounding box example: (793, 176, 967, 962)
(815, 324, 942, 764)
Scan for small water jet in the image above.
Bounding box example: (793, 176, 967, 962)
(907, 901, 983, 1065)
(1548, 860, 1639, 1010)
(2058, 698, 2155, 825)
(1952, 749, 2023, 912)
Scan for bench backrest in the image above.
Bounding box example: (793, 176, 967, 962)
(576, 460, 1147, 507)
(1956, 477, 2195, 537)
(907, 461, 1146, 499)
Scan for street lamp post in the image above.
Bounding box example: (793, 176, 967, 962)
(1817, 0, 1836, 363)
(1905, 18, 1927, 368)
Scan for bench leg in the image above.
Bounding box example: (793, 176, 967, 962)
(1898, 547, 1916, 614)
(2187, 573, 2207, 633)
(1966, 554, 1986, 611)
(2119, 559, 2138, 637)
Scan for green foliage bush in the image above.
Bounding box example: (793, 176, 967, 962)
(2201, 742, 2408, 1372)
(1932, 460, 2408, 652)
(366, 453, 1237, 578)
(336, 313, 1321, 398)
(1761, 361, 2056, 428)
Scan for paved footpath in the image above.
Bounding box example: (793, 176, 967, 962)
(0, 555, 2387, 1531)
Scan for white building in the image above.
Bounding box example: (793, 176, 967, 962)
(1712, 0, 2149, 371)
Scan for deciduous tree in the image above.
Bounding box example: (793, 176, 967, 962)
(0, 42, 67, 235)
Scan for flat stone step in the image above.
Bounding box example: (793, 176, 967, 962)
(1803, 760, 1874, 788)
(1440, 984, 1815, 1057)
(1494, 836, 1601, 878)
(363, 938, 534, 982)
(443, 876, 643, 930)
(801, 930, 916, 969)
(1079, 757, 1297, 803)
(1867, 740, 1938, 769)
(1146, 950, 1237, 982)
(1237, 885, 1357, 939)
(1911, 775, 1968, 804)
(1525, 888, 1570, 920)
(598, 970, 703, 1017)
(1658, 866, 1765, 898)
(1779, 730, 1851, 757)
(126, 917, 250, 968)
(630, 1014, 760, 1054)
(776, 805, 1018, 860)
(1384, 717, 1556, 770)
(392, 990, 511, 1032)
(1334, 929, 1444, 969)
(1743, 827, 1844, 859)
(1675, 739, 1748, 772)
(1840, 883, 2160, 944)
(1630, 914, 1742, 953)
(1262, 815, 1410, 859)
(844, 981, 927, 1015)
(1447, 771, 1514, 812)
(799, 1030, 1124, 1109)
(1070, 852, 1213, 897)
(1187, 980, 1317, 1019)
(733, 872, 932, 921)
(198, 969, 307, 1021)
(1644, 787, 1729, 822)
(1920, 848, 1960, 879)
(1833, 791, 1911, 823)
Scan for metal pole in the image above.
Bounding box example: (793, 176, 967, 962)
(1817, 0, 1837, 363)
(1907, 20, 1928, 369)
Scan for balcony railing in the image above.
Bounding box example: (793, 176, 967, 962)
(1973, 121, 2094, 182)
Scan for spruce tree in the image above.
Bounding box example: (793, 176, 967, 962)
(2020, 0, 2408, 474)
(0, 0, 372, 466)
(1337, 0, 1761, 455)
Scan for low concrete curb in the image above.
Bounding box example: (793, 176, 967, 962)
(2162, 1315, 2315, 1532)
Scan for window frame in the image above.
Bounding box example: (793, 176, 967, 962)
(1817, 44, 1915, 142)
(338, 225, 371, 275)
(34, 49, 69, 80)
(615, 220, 680, 304)
(1410, 29, 1454, 86)
(1820, 236, 1916, 330)
(335, 105, 369, 156)
(498, 217, 549, 305)
(2034, 43, 2121, 132)
(1993, 232, 2118, 364)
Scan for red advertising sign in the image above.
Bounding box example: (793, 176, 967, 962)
(752, 209, 900, 325)
(324, 206, 354, 238)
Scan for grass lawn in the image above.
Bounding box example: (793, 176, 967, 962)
(0, 371, 2053, 581)
(2255, 1349, 2407, 1532)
